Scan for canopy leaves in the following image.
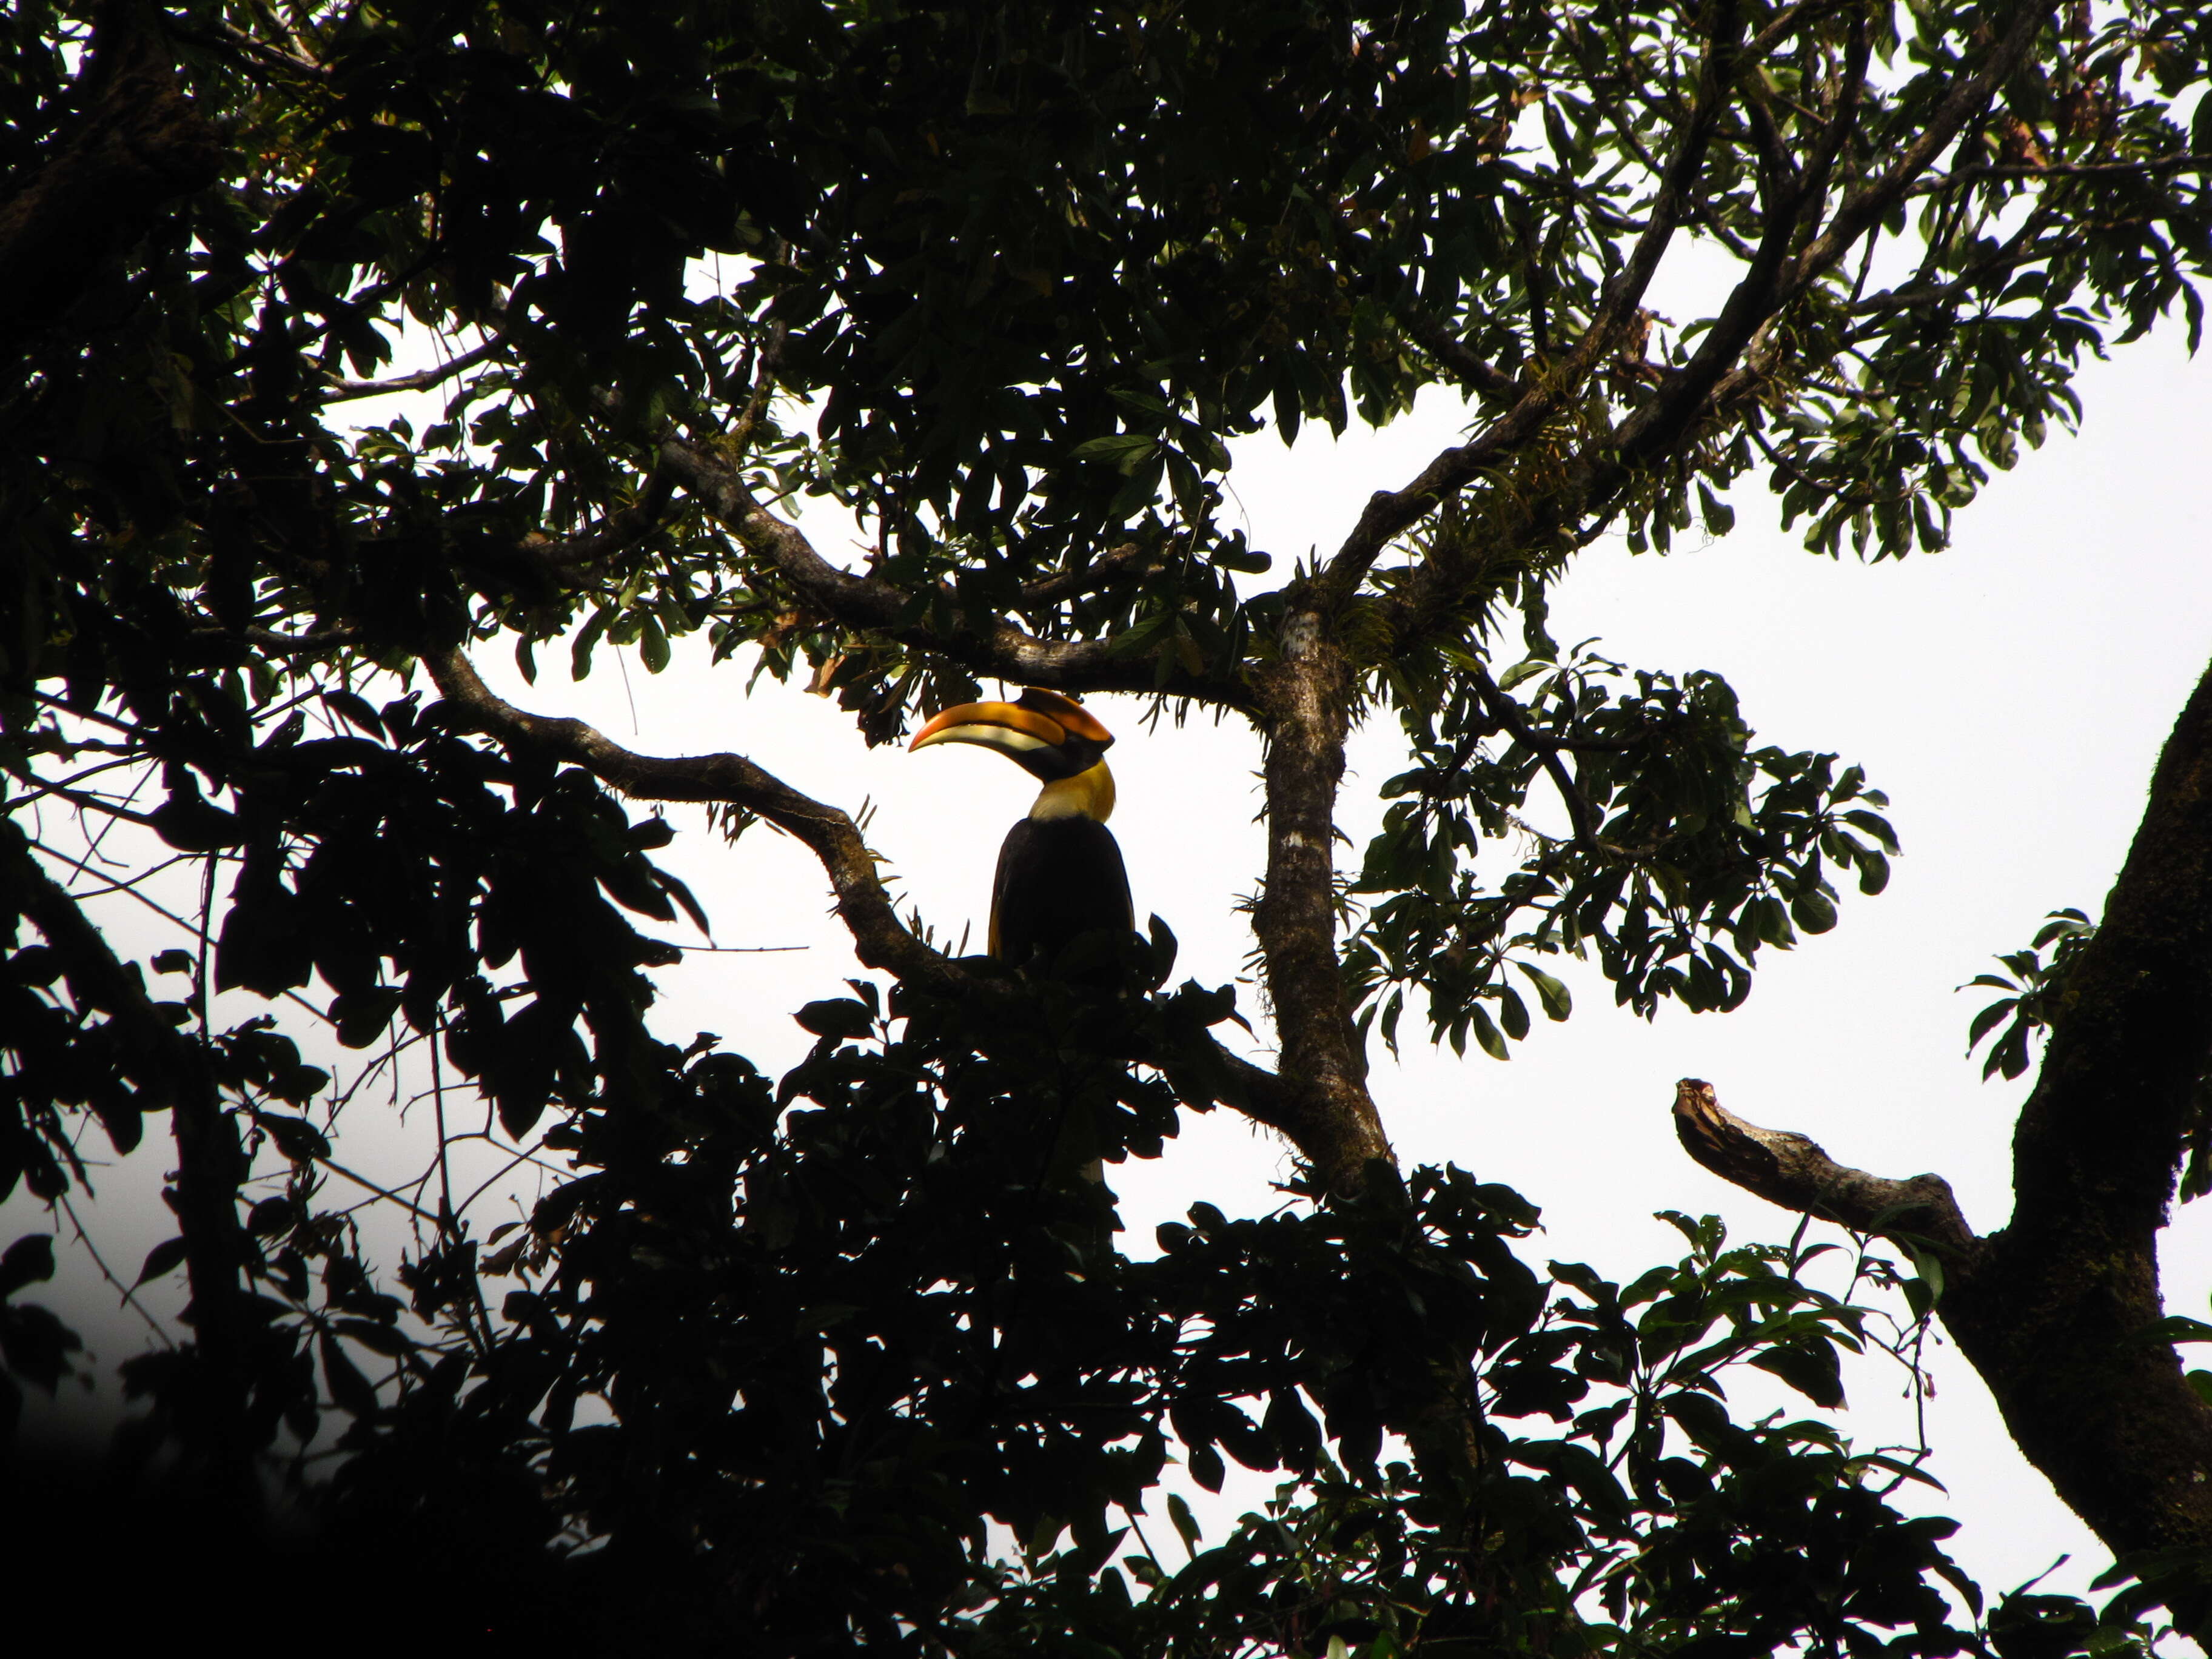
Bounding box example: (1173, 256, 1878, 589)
(4, 0, 2211, 1649)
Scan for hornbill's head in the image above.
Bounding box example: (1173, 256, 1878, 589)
(908, 689, 1117, 816)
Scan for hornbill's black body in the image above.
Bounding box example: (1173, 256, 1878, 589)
(910, 687, 1133, 973)
(990, 816, 1133, 970)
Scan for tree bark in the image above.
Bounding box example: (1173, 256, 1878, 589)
(0, 2, 221, 353)
(1250, 603, 1393, 1193)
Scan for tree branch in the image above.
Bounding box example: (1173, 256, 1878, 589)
(1949, 657, 2212, 1598)
(528, 466, 677, 572)
(320, 336, 502, 402)
(420, 647, 1314, 1144)
(1250, 610, 1396, 1193)
(1387, 299, 1519, 400)
(1907, 153, 2212, 196)
(1611, 8, 1874, 468)
(1364, 8, 2057, 661)
(2014, 659, 2212, 1243)
(236, 625, 364, 654)
(1675, 659, 2212, 1594)
(1741, 0, 1851, 67)
(655, 437, 1252, 709)
(0, 1, 222, 352)
(424, 646, 947, 987)
(1, 822, 256, 1491)
(1612, 0, 2073, 477)
(164, 16, 330, 81)
(1470, 661, 1602, 850)
(1670, 1079, 1979, 1256)
(1019, 541, 1164, 606)
(1773, 1, 2057, 317)
(1316, 0, 1745, 603)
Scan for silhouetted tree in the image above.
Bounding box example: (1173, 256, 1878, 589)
(5, 1, 2211, 1649)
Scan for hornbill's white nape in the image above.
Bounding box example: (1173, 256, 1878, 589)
(908, 687, 1133, 972)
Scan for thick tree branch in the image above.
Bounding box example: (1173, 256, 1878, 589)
(0, 2, 222, 352)
(655, 438, 1251, 710)
(1250, 610, 1395, 1193)
(1674, 1068, 2212, 1606)
(1670, 1079, 1979, 1256)
(2014, 659, 2212, 1244)
(1677, 660, 2212, 1601)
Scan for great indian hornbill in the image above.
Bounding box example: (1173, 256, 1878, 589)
(909, 687, 1134, 973)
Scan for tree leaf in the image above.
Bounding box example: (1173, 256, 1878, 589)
(134, 1236, 188, 1287)
(0, 1235, 56, 1299)
(1517, 962, 1573, 1021)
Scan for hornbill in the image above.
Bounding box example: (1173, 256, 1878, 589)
(909, 687, 1134, 973)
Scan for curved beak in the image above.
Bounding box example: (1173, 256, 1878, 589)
(908, 688, 1115, 762)
(908, 700, 1068, 759)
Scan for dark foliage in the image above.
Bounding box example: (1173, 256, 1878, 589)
(4, 0, 2209, 1650)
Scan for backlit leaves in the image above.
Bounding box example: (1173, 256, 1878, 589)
(1347, 645, 1900, 1056)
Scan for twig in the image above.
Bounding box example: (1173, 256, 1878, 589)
(1469, 661, 1603, 849)
(190, 625, 366, 653)
(313, 1157, 440, 1224)
(56, 1190, 177, 1347)
(667, 942, 807, 953)
(321, 335, 503, 402)
(1909, 153, 2212, 195)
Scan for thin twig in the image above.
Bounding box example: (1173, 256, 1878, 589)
(56, 1190, 178, 1347)
(321, 335, 503, 403)
(1469, 662, 1601, 849)
(313, 1158, 440, 1223)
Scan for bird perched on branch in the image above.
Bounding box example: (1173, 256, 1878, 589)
(909, 687, 1134, 973)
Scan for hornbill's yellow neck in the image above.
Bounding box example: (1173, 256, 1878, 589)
(1030, 761, 1115, 823)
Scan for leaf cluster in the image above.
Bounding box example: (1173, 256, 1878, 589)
(1965, 907, 2212, 1207)
(317, 967, 2022, 1657)
(1348, 644, 1897, 1056)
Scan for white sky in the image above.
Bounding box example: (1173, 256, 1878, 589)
(9, 303, 2207, 1623)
